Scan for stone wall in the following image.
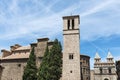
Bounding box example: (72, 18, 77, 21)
(80, 55, 90, 80)
(62, 15, 81, 80)
(1, 59, 27, 80)
(90, 70, 94, 80)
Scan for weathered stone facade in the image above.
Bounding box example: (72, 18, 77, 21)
(30, 38, 53, 68)
(1, 59, 27, 80)
(90, 70, 94, 80)
(62, 15, 81, 80)
(0, 15, 90, 80)
(94, 51, 117, 80)
(116, 60, 120, 80)
(80, 55, 90, 80)
(0, 38, 53, 80)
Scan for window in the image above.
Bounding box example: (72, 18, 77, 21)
(70, 70, 72, 73)
(72, 19, 74, 29)
(69, 54, 73, 59)
(100, 68, 102, 74)
(104, 78, 109, 80)
(67, 20, 70, 30)
(17, 64, 21, 67)
(108, 68, 111, 73)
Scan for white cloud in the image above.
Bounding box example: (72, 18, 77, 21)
(81, 0, 115, 17)
(0, 0, 81, 40)
(80, 0, 120, 41)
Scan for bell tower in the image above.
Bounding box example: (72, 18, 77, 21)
(62, 15, 81, 80)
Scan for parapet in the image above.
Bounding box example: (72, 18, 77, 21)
(63, 15, 79, 19)
(37, 38, 49, 42)
(10, 44, 22, 51)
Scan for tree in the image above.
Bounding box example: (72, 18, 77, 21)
(38, 39, 62, 80)
(38, 46, 50, 80)
(23, 47, 37, 80)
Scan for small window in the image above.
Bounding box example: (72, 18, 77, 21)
(80, 62, 82, 65)
(108, 68, 111, 73)
(70, 70, 72, 73)
(72, 19, 74, 29)
(67, 20, 70, 30)
(17, 64, 21, 67)
(100, 68, 102, 74)
(69, 54, 73, 59)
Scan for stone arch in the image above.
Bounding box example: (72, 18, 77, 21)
(104, 78, 109, 80)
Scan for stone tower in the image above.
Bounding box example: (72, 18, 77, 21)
(62, 15, 81, 80)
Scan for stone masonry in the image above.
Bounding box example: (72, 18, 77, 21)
(62, 15, 81, 80)
(0, 15, 90, 80)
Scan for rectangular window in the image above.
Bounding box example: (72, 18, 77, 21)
(108, 68, 111, 73)
(69, 54, 73, 59)
(100, 68, 102, 74)
(68, 20, 70, 30)
(72, 19, 74, 29)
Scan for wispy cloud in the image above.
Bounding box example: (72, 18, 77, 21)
(81, 0, 115, 17)
(0, 0, 120, 68)
(80, 0, 120, 41)
(0, 0, 81, 41)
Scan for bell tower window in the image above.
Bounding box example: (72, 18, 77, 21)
(67, 20, 70, 30)
(72, 19, 74, 29)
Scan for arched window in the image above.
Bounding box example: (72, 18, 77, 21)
(104, 78, 109, 80)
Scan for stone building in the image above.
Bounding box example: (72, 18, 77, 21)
(116, 60, 120, 80)
(80, 55, 90, 80)
(90, 70, 94, 80)
(62, 15, 81, 80)
(62, 15, 90, 80)
(94, 51, 117, 80)
(0, 15, 90, 80)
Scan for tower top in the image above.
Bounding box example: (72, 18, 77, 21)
(63, 15, 79, 19)
(62, 15, 80, 31)
(107, 51, 113, 59)
(95, 52, 101, 59)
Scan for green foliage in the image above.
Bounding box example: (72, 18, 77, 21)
(23, 47, 37, 80)
(38, 39, 62, 80)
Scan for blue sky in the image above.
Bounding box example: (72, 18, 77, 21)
(0, 0, 120, 68)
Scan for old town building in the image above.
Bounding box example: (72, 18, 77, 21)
(0, 15, 90, 80)
(93, 51, 117, 80)
(116, 60, 120, 80)
(80, 55, 90, 80)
